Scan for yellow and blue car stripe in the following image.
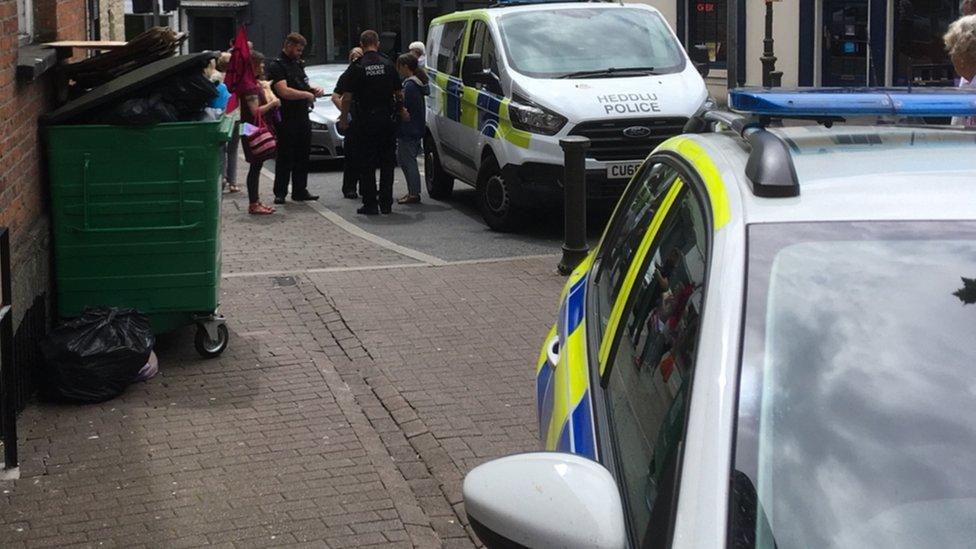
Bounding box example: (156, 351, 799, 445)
(534, 134, 732, 462)
(536, 254, 597, 460)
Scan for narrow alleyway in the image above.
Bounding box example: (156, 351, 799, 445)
(0, 169, 563, 548)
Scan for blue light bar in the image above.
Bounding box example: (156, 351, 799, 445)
(728, 87, 976, 117)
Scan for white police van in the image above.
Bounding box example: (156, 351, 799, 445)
(423, 0, 711, 231)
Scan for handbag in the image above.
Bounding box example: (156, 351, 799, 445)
(244, 115, 276, 163)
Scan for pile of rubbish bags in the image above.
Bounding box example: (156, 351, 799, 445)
(96, 67, 220, 126)
(40, 308, 159, 404)
(42, 50, 223, 127)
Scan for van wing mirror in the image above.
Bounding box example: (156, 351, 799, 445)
(689, 44, 711, 78)
(462, 53, 490, 87)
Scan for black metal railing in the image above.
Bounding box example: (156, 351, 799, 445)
(13, 297, 45, 412)
(0, 228, 17, 470)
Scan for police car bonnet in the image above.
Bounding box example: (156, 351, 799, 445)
(511, 74, 707, 121)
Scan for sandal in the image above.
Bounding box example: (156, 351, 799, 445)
(248, 202, 275, 215)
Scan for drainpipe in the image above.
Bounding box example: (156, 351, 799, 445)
(418, 1, 425, 42)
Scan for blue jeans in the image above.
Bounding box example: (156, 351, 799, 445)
(397, 136, 422, 196)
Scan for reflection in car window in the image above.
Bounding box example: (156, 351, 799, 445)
(605, 187, 707, 547)
(468, 21, 503, 96)
(482, 32, 500, 78)
(595, 164, 679, 339)
(732, 222, 976, 549)
(497, 8, 684, 78)
(425, 25, 442, 70)
(468, 20, 486, 57)
(437, 21, 466, 76)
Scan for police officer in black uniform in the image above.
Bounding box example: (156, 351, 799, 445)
(338, 30, 401, 215)
(266, 33, 325, 204)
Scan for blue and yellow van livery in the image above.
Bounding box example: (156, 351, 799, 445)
(428, 68, 533, 150)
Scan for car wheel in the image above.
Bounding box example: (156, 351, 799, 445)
(424, 136, 455, 200)
(478, 157, 523, 232)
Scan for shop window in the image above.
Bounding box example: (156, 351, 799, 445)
(894, 0, 957, 86)
(17, 0, 33, 44)
(687, 0, 727, 66)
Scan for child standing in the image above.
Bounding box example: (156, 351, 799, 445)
(395, 53, 429, 205)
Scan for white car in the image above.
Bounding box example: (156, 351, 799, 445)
(424, 1, 710, 231)
(305, 63, 348, 160)
(464, 88, 976, 549)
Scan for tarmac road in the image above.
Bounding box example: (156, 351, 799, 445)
(270, 159, 608, 263)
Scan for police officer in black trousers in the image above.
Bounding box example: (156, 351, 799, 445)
(267, 33, 325, 204)
(338, 30, 401, 215)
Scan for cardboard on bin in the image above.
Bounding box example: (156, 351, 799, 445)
(42, 51, 217, 126)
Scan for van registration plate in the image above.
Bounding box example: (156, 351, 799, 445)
(606, 161, 642, 180)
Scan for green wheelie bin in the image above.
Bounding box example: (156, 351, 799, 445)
(45, 116, 234, 357)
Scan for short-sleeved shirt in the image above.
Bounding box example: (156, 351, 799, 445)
(344, 50, 400, 117)
(333, 60, 360, 96)
(266, 53, 312, 121)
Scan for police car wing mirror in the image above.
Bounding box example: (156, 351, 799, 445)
(462, 54, 490, 87)
(463, 452, 627, 549)
(688, 44, 711, 78)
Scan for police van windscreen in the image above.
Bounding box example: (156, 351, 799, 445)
(497, 8, 686, 79)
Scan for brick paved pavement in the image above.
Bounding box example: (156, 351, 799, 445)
(309, 261, 561, 545)
(0, 170, 564, 548)
(221, 192, 418, 275)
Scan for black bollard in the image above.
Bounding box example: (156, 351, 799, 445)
(558, 136, 590, 276)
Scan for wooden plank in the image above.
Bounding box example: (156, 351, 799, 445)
(43, 41, 128, 50)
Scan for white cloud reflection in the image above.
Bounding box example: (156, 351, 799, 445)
(740, 230, 976, 549)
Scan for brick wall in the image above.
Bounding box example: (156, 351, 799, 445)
(100, 0, 125, 42)
(0, 0, 87, 329)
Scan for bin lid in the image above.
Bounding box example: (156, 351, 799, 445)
(42, 52, 217, 126)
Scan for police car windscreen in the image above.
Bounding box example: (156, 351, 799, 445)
(497, 8, 685, 79)
(731, 220, 976, 549)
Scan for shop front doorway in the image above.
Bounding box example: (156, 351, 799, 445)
(821, 0, 870, 86)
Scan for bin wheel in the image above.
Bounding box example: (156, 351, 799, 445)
(195, 323, 228, 358)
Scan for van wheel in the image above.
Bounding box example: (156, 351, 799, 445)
(424, 137, 454, 200)
(478, 158, 523, 232)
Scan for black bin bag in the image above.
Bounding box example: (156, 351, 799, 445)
(41, 308, 155, 403)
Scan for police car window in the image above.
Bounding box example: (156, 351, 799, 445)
(426, 25, 442, 70)
(467, 21, 499, 74)
(605, 187, 707, 548)
(732, 221, 976, 549)
(469, 21, 487, 56)
(467, 21, 503, 95)
(437, 21, 466, 77)
(595, 163, 679, 339)
(497, 8, 684, 78)
(482, 32, 500, 77)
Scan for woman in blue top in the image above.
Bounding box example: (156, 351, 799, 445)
(395, 53, 430, 205)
